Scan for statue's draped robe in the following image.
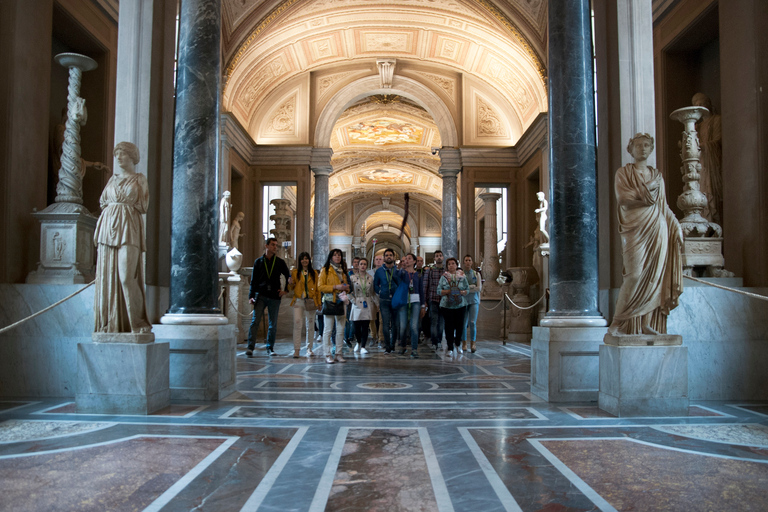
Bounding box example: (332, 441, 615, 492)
(611, 164, 683, 334)
(93, 173, 150, 332)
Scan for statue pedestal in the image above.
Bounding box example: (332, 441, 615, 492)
(76, 333, 170, 415)
(506, 294, 533, 342)
(599, 333, 688, 417)
(683, 237, 726, 275)
(26, 203, 97, 284)
(153, 324, 236, 401)
(220, 272, 250, 342)
(531, 326, 607, 402)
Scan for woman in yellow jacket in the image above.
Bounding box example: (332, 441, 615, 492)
(317, 248, 350, 364)
(289, 252, 321, 358)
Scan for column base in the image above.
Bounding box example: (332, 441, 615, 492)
(160, 313, 229, 325)
(540, 315, 608, 327)
(76, 340, 170, 415)
(599, 337, 689, 417)
(153, 324, 236, 401)
(531, 326, 607, 402)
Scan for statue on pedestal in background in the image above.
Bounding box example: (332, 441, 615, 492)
(93, 142, 151, 334)
(692, 93, 723, 224)
(229, 211, 245, 251)
(219, 191, 232, 246)
(610, 134, 683, 335)
(535, 191, 550, 243)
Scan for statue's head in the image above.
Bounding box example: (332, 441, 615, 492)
(627, 133, 654, 156)
(236, 211, 244, 221)
(113, 141, 140, 165)
(536, 191, 545, 201)
(223, 190, 231, 198)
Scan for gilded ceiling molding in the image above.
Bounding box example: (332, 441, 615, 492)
(474, 0, 547, 85)
(224, 0, 547, 92)
(224, 0, 301, 90)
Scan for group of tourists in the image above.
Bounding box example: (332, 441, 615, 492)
(244, 239, 483, 363)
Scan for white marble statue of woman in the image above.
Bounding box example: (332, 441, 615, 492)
(93, 142, 151, 333)
(610, 133, 683, 335)
(229, 211, 245, 251)
(535, 191, 550, 243)
(219, 191, 232, 246)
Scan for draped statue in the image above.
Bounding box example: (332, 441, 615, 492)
(610, 134, 683, 335)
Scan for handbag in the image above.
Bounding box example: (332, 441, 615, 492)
(391, 278, 409, 310)
(322, 298, 345, 316)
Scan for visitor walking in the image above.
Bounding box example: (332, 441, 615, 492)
(288, 252, 320, 358)
(318, 249, 350, 364)
(460, 254, 482, 353)
(246, 237, 290, 357)
(438, 257, 469, 357)
(350, 257, 375, 354)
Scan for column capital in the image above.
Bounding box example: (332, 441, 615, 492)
(479, 192, 502, 202)
(439, 168, 460, 179)
(438, 147, 462, 173)
(311, 147, 334, 171)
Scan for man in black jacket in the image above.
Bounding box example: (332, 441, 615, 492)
(246, 237, 290, 356)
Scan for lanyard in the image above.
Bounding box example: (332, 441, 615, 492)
(264, 256, 277, 280)
(359, 274, 368, 296)
(385, 267, 393, 290)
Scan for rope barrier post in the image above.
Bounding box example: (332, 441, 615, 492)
(502, 295, 507, 345)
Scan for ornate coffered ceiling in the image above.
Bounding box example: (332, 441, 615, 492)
(223, 0, 548, 149)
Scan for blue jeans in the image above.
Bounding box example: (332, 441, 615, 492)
(429, 301, 444, 346)
(247, 295, 281, 349)
(462, 302, 479, 342)
(379, 299, 396, 351)
(398, 302, 422, 351)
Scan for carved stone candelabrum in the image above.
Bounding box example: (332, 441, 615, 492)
(270, 198, 294, 267)
(669, 106, 730, 277)
(27, 53, 98, 285)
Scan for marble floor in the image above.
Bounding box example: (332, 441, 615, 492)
(2, 307, 768, 511)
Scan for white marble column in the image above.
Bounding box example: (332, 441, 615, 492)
(616, 0, 656, 164)
(112, 0, 177, 308)
(439, 148, 461, 259)
(480, 192, 502, 299)
(311, 148, 333, 268)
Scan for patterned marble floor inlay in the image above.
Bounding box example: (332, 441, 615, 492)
(654, 423, 768, 447)
(327, 429, 439, 511)
(537, 437, 768, 511)
(0, 435, 233, 512)
(0, 420, 112, 443)
(40, 403, 203, 417)
(563, 405, 724, 419)
(226, 406, 541, 421)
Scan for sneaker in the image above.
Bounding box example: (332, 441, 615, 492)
(326, 356, 335, 364)
(293, 349, 300, 358)
(267, 348, 276, 356)
(344, 338, 354, 348)
(446, 350, 453, 356)
(354, 343, 360, 353)
(245, 347, 254, 357)
(335, 355, 347, 363)
(410, 351, 419, 359)
(360, 347, 368, 354)
(307, 349, 314, 357)
(457, 346, 463, 354)
(399, 348, 407, 355)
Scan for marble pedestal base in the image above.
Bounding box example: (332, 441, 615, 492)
(76, 337, 170, 414)
(506, 294, 533, 342)
(599, 334, 688, 417)
(27, 204, 97, 284)
(222, 272, 250, 342)
(153, 324, 236, 401)
(531, 326, 607, 402)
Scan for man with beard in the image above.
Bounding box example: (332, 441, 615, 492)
(373, 249, 400, 353)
